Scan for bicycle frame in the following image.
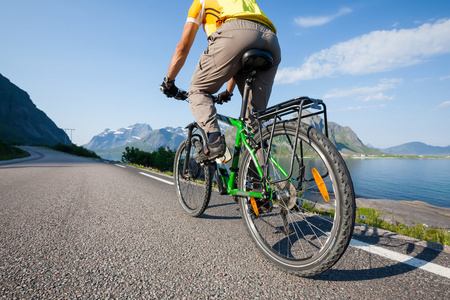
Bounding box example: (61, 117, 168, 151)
(214, 113, 268, 200)
(182, 96, 328, 201)
(181, 117, 265, 200)
(179, 64, 327, 201)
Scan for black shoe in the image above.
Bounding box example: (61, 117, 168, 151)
(195, 135, 226, 163)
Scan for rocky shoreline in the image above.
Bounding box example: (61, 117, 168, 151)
(356, 197, 450, 230)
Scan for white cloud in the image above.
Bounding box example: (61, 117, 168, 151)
(323, 78, 402, 100)
(414, 77, 432, 82)
(436, 101, 450, 108)
(440, 75, 450, 80)
(294, 8, 352, 27)
(341, 103, 386, 112)
(342, 106, 368, 111)
(360, 92, 394, 102)
(276, 19, 450, 83)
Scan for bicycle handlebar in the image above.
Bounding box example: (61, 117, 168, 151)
(175, 89, 231, 105)
(174, 89, 189, 101)
(161, 85, 230, 105)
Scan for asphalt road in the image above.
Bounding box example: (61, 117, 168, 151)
(1, 147, 449, 299)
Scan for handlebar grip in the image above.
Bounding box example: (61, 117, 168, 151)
(170, 88, 226, 103)
(174, 90, 189, 101)
(213, 91, 232, 105)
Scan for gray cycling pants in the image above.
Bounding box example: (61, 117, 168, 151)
(189, 19, 281, 135)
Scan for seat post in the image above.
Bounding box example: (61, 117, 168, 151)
(238, 49, 273, 123)
(239, 70, 256, 122)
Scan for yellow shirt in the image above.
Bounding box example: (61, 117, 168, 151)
(187, 0, 276, 36)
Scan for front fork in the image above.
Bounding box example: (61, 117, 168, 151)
(182, 122, 207, 178)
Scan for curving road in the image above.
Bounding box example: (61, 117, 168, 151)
(1, 147, 449, 298)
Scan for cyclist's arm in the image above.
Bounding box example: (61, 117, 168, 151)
(166, 22, 199, 82)
(227, 78, 236, 94)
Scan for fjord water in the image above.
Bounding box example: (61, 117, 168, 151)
(344, 158, 450, 208)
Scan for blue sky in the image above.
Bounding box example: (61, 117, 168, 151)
(1, 0, 449, 148)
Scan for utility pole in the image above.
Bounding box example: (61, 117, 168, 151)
(63, 128, 75, 145)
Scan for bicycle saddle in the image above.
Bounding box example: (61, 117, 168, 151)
(241, 49, 273, 73)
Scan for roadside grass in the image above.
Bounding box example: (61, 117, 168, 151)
(52, 143, 101, 159)
(125, 163, 174, 177)
(0, 139, 30, 160)
(356, 207, 450, 246)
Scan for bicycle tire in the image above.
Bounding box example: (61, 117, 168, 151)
(238, 121, 355, 277)
(174, 139, 212, 217)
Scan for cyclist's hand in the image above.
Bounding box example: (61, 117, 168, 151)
(217, 90, 233, 104)
(174, 89, 188, 101)
(160, 81, 179, 98)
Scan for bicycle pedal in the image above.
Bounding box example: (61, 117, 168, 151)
(218, 147, 232, 163)
(250, 197, 273, 217)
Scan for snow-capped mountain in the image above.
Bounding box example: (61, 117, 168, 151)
(163, 126, 188, 138)
(84, 122, 231, 156)
(84, 123, 153, 150)
(162, 123, 229, 138)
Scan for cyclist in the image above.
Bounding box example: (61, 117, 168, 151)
(160, 0, 281, 162)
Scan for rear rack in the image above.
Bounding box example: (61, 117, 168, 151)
(252, 97, 328, 185)
(252, 96, 328, 137)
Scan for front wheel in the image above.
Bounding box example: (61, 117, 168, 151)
(238, 121, 355, 277)
(174, 139, 212, 217)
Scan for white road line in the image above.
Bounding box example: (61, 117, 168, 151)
(350, 239, 450, 279)
(115, 164, 126, 168)
(139, 168, 173, 179)
(139, 172, 174, 185)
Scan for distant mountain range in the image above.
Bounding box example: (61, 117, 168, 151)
(83, 122, 236, 159)
(383, 142, 450, 156)
(84, 125, 186, 159)
(84, 123, 154, 150)
(300, 112, 383, 156)
(84, 117, 386, 160)
(86, 118, 450, 160)
(0, 74, 69, 145)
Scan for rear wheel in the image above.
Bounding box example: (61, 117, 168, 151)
(238, 121, 355, 277)
(174, 139, 212, 217)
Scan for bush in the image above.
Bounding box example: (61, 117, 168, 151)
(121, 146, 175, 172)
(121, 146, 152, 166)
(52, 143, 101, 159)
(0, 139, 30, 160)
(150, 146, 176, 172)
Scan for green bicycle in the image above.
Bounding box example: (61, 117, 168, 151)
(173, 49, 356, 277)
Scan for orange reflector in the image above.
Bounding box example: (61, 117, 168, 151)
(312, 168, 330, 202)
(250, 197, 259, 216)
